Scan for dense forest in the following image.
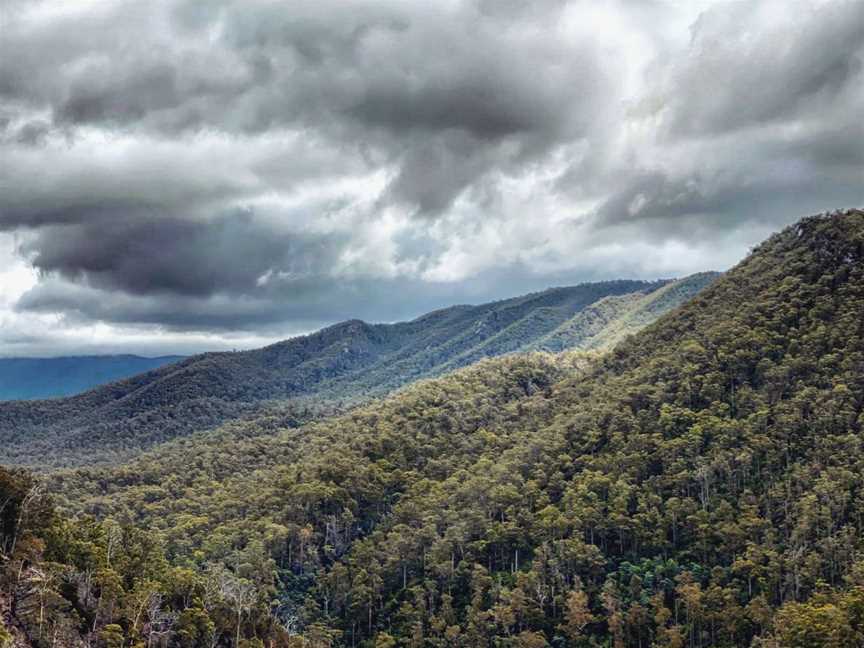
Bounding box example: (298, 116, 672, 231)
(0, 277, 716, 469)
(0, 356, 184, 402)
(1, 465, 310, 648)
(4, 208, 854, 648)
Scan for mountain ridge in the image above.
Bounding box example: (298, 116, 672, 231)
(0, 275, 718, 468)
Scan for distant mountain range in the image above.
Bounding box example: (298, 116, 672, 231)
(0, 273, 718, 468)
(0, 354, 184, 401)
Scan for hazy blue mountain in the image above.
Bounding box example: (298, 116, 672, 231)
(0, 355, 183, 401)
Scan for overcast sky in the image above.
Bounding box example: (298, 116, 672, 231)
(1, 0, 862, 356)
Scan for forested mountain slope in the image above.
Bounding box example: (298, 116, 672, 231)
(0, 277, 716, 469)
(1, 464, 309, 648)
(50, 209, 864, 647)
(0, 355, 183, 401)
(531, 272, 717, 353)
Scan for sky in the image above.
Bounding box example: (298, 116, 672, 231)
(1, 0, 862, 357)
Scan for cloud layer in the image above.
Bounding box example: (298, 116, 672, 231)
(1, 0, 862, 355)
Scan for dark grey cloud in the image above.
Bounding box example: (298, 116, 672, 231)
(576, 0, 864, 237)
(20, 211, 346, 298)
(386, 133, 503, 213)
(587, 167, 864, 244)
(767, 121, 864, 172)
(0, 0, 609, 214)
(0, 118, 51, 147)
(0, 0, 862, 353)
(15, 252, 645, 334)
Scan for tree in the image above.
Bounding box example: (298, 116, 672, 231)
(515, 630, 549, 647)
(768, 587, 864, 647)
(175, 607, 215, 648)
(98, 624, 124, 648)
(374, 632, 397, 648)
(215, 569, 256, 647)
(601, 582, 625, 648)
(560, 583, 595, 643)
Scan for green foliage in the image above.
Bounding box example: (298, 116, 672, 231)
(0, 465, 286, 648)
(766, 586, 864, 647)
(98, 624, 125, 648)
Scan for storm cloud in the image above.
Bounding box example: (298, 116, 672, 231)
(0, 0, 861, 355)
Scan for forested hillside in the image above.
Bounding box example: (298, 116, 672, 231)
(1, 465, 310, 648)
(43, 209, 864, 647)
(530, 273, 717, 353)
(0, 355, 183, 401)
(0, 277, 715, 469)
